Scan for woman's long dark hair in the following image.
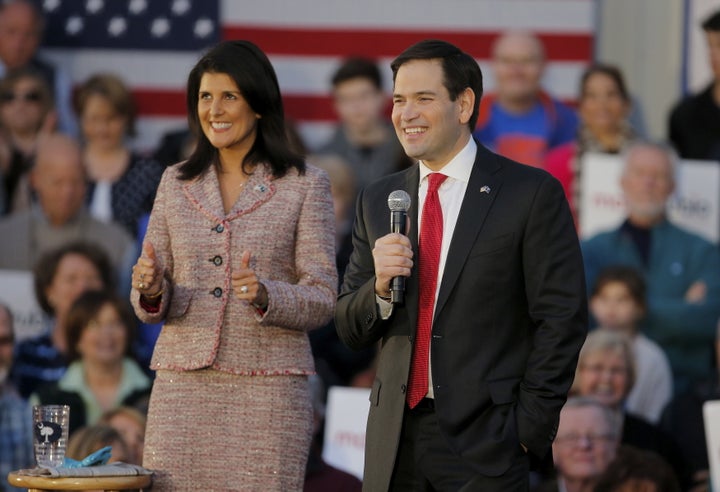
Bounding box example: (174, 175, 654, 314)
(178, 40, 305, 180)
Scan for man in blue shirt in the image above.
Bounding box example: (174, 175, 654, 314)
(474, 31, 578, 168)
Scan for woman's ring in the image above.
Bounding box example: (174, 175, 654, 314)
(138, 282, 146, 290)
(240, 285, 249, 294)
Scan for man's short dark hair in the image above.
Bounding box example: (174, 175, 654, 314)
(390, 39, 483, 131)
(331, 57, 382, 90)
(702, 9, 720, 32)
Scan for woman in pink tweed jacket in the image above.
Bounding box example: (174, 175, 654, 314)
(130, 41, 337, 491)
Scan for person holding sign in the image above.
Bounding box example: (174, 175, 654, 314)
(544, 64, 639, 225)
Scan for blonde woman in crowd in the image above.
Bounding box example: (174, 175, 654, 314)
(75, 73, 164, 237)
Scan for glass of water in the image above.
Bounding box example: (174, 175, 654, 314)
(33, 405, 69, 468)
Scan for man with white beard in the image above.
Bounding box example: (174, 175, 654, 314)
(0, 303, 34, 485)
(582, 142, 720, 394)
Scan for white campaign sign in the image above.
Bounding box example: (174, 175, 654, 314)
(703, 400, 720, 492)
(579, 153, 720, 243)
(322, 386, 370, 480)
(0, 269, 46, 341)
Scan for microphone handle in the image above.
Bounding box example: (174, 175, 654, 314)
(390, 210, 406, 304)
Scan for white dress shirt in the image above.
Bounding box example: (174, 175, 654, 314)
(378, 137, 477, 399)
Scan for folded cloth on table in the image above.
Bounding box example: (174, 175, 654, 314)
(18, 462, 152, 477)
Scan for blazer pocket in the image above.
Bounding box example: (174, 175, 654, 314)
(369, 379, 381, 406)
(167, 284, 193, 320)
(468, 233, 514, 259)
(487, 376, 521, 405)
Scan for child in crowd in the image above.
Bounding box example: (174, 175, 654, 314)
(589, 265, 673, 423)
(66, 424, 130, 464)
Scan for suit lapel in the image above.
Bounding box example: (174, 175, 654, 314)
(182, 164, 275, 224)
(434, 145, 503, 319)
(183, 165, 225, 223)
(403, 167, 421, 331)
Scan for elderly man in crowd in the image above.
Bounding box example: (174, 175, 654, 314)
(535, 396, 621, 492)
(582, 141, 720, 393)
(0, 134, 134, 290)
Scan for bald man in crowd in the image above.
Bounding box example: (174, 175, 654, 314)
(0, 134, 134, 288)
(473, 30, 578, 168)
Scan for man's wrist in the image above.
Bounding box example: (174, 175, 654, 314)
(375, 284, 391, 301)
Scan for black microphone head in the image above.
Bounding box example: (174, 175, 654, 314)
(388, 190, 411, 212)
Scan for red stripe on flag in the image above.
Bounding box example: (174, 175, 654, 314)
(133, 89, 576, 120)
(133, 89, 337, 120)
(134, 90, 187, 117)
(222, 25, 593, 61)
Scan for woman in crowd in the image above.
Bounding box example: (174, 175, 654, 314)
(130, 40, 336, 490)
(31, 289, 151, 435)
(0, 67, 56, 214)
(11, 242, 113, 398)
(589, 265, 673, 423)
(544, 64, 638, 224)
(75, 73, 164, 237)
(571, 330, 689, 488)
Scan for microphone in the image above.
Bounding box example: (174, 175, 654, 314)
(387, 190, 412, 304)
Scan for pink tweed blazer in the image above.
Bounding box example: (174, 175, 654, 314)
(130, 162, 337, 375)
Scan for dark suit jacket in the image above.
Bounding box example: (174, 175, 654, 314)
(336, 142, 587, 491)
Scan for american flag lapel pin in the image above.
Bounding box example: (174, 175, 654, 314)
(480, 185, 491, 194)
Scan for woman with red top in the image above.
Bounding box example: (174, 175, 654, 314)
(545, 64, 638, 226)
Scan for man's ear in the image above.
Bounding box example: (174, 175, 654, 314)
(458, 87, 475, 126)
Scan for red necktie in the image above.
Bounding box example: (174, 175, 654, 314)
(407, 173, 447, 408)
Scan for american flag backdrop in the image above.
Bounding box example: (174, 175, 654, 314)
(36, 0, 596, 153)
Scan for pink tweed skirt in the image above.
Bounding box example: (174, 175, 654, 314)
(143, 369, 312, 491)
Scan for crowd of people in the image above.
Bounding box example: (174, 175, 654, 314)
(0, 0, 719, 490)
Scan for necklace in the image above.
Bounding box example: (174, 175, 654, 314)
(221, 176, 247, 191)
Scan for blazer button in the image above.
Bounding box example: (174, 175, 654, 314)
(212, 287, 223, 298)
(214, 224, 225, 233)
(401, 384, 407, 393)
(211, 255, 223, 266)
(365, 313, 374, 325)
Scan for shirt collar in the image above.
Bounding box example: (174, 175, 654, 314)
(418, 137, 476, 185)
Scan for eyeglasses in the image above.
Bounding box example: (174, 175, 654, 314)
(554, 432, 616, 446)
(0, 91, 43, 103)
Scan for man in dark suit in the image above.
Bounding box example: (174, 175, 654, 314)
(335, 39, 587, 491)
